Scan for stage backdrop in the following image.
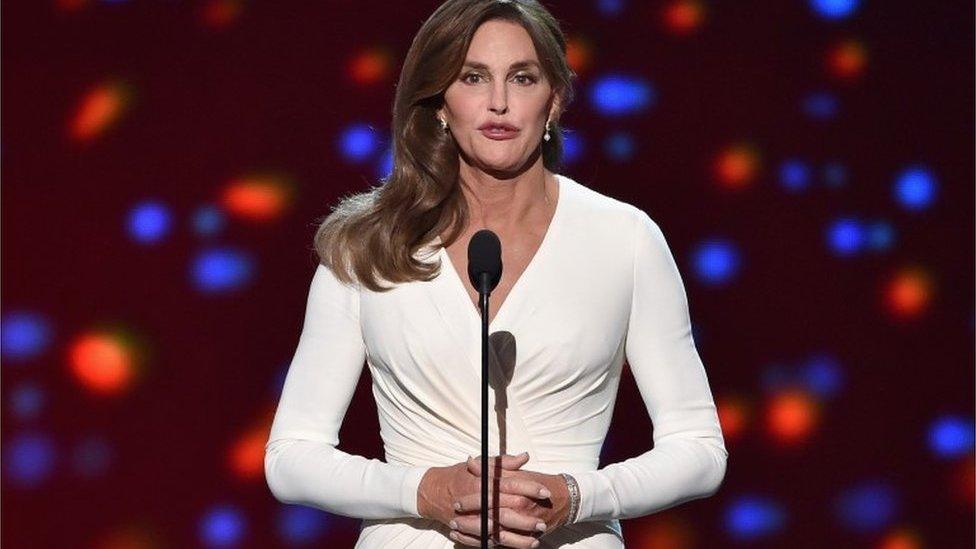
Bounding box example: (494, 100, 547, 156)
(3, 0, 973, 547)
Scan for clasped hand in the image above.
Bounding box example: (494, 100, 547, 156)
(417, 452, 571, 548)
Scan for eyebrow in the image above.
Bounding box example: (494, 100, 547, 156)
(462, 59, 541, 71)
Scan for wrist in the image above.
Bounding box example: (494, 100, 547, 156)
(559, 473, 581, 525)
(416, 467, 438, 518)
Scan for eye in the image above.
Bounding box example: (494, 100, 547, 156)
(514, 73, 538, 85)
(461, 72, 484, 84)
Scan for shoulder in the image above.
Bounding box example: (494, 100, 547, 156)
(556, 173, 662, 241)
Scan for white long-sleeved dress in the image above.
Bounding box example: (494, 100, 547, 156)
(264, 173, 728, 548)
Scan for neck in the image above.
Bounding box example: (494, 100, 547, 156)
(458, 158, 552, 231)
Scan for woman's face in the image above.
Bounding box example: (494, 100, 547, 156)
(438, 19, 559, 175)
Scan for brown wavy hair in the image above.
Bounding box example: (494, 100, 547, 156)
(313, 0, 577, 291)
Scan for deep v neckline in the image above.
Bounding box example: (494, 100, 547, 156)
(438, 174, 567, 332)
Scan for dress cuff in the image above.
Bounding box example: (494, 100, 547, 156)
(400, 466, 431, 518)
(572, 469, 619, 522)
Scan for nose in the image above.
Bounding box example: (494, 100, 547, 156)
(489, 79, 508, 115)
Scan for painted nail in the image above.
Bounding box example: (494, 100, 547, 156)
(449, 531, 457, 540)
(536, 522, 546, 532)
(539, 488, 551, 498)
(531, 541, 540, 548)
(449, 520, 458, 530)
(453, 501, 462, 511)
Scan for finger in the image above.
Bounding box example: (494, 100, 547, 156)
(467, 452, 530, 476)
(448, 528, 480, 546)
(498, 507, 548, 535)
(451, 516, 541, 548)
(448, 530, 512, 548)
(456, 490, 534, 513)
(498, 476, 551, 500)
(498, 528, 543, 548)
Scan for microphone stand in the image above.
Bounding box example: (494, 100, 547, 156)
(478, 272, 490, 549)
(468, 228, 501, 549)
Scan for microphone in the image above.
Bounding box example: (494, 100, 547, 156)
(467, 229, 502, 295)
(466, 228, 502, 549)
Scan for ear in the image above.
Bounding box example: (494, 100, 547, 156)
(548, 92, 562, 124)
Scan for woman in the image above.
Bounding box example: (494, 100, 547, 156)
(264, 0, 728, 547)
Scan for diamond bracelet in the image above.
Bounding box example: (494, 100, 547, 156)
(559, 473, 580, 525)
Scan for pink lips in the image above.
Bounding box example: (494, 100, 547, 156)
(479, 125, 519, 140)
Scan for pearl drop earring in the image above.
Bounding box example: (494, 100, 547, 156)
(543, 120, 551, 142)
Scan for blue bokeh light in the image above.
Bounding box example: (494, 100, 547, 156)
(866, 221, 895, 251)
(1, 311, 52, 362)
(277, 504, 331, 545)
(893, 165, 937, 211)
(9, 382, 46, 420)
(3, 431, 57, 489)
(338, 123, 381, 163)
(927, 415, 975, 459)
(826, 217, 866, 256)
(779, 158, 811, 192)
(802, 91, 839, 119)
(691, 238, 740, 285)
(724, 495, 787, 540)
(589, 75, 656, 116)
(561, 129, 584, 164)
(603, 131, 636, 162)
(596, 0, 626, 17)
(190, 247, 256, 293)
(127, 200, 172, 244)
(809, 0, 861, 20)
(375, 146, 394, 181)
(192, 205, 227, 238)
(833, 480, 900, 533)
(200, 505, 247, 547)
(800, 353, 844, 398)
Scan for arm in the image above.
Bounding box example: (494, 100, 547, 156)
(571, 210, 728, 522)
(263, 263, 430, 519)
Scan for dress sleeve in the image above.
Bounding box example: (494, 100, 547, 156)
(263, 263, 430, 519)
(571, 210, 728, 522)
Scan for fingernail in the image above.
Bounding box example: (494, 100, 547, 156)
(453, 501, 461, 511)
(449, 531, 457, 540)
(539, 488, 551, 498)
(536, 522, 546, 532)
(519, 451, 528, 457)
(531, 541, 540, 548)
(449, 520, 458, 529)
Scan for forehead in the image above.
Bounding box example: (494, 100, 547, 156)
(465, 19, 538, 66)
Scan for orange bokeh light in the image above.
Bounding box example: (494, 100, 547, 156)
(220, 173, 293, 222)
(883, 266, 933, 320)
(716, 394, 750, 442)
(565, 35, 593, 78)
(229, 425, 271, 480)
(766, 389, 819, 445)
(827, 39, 868, 80)
(67, 331, 137, 396)
(69, 79, 133, 143)
(349, 47, 393, 85)
(199, 0, 243, 30)
(626, 516, 695, 549)
(877, 527, 924, 549)
(663, 0, 706, 36)
(714, 143, 761, 189)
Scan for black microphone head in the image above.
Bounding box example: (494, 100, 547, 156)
(467, 229, 502, 293)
